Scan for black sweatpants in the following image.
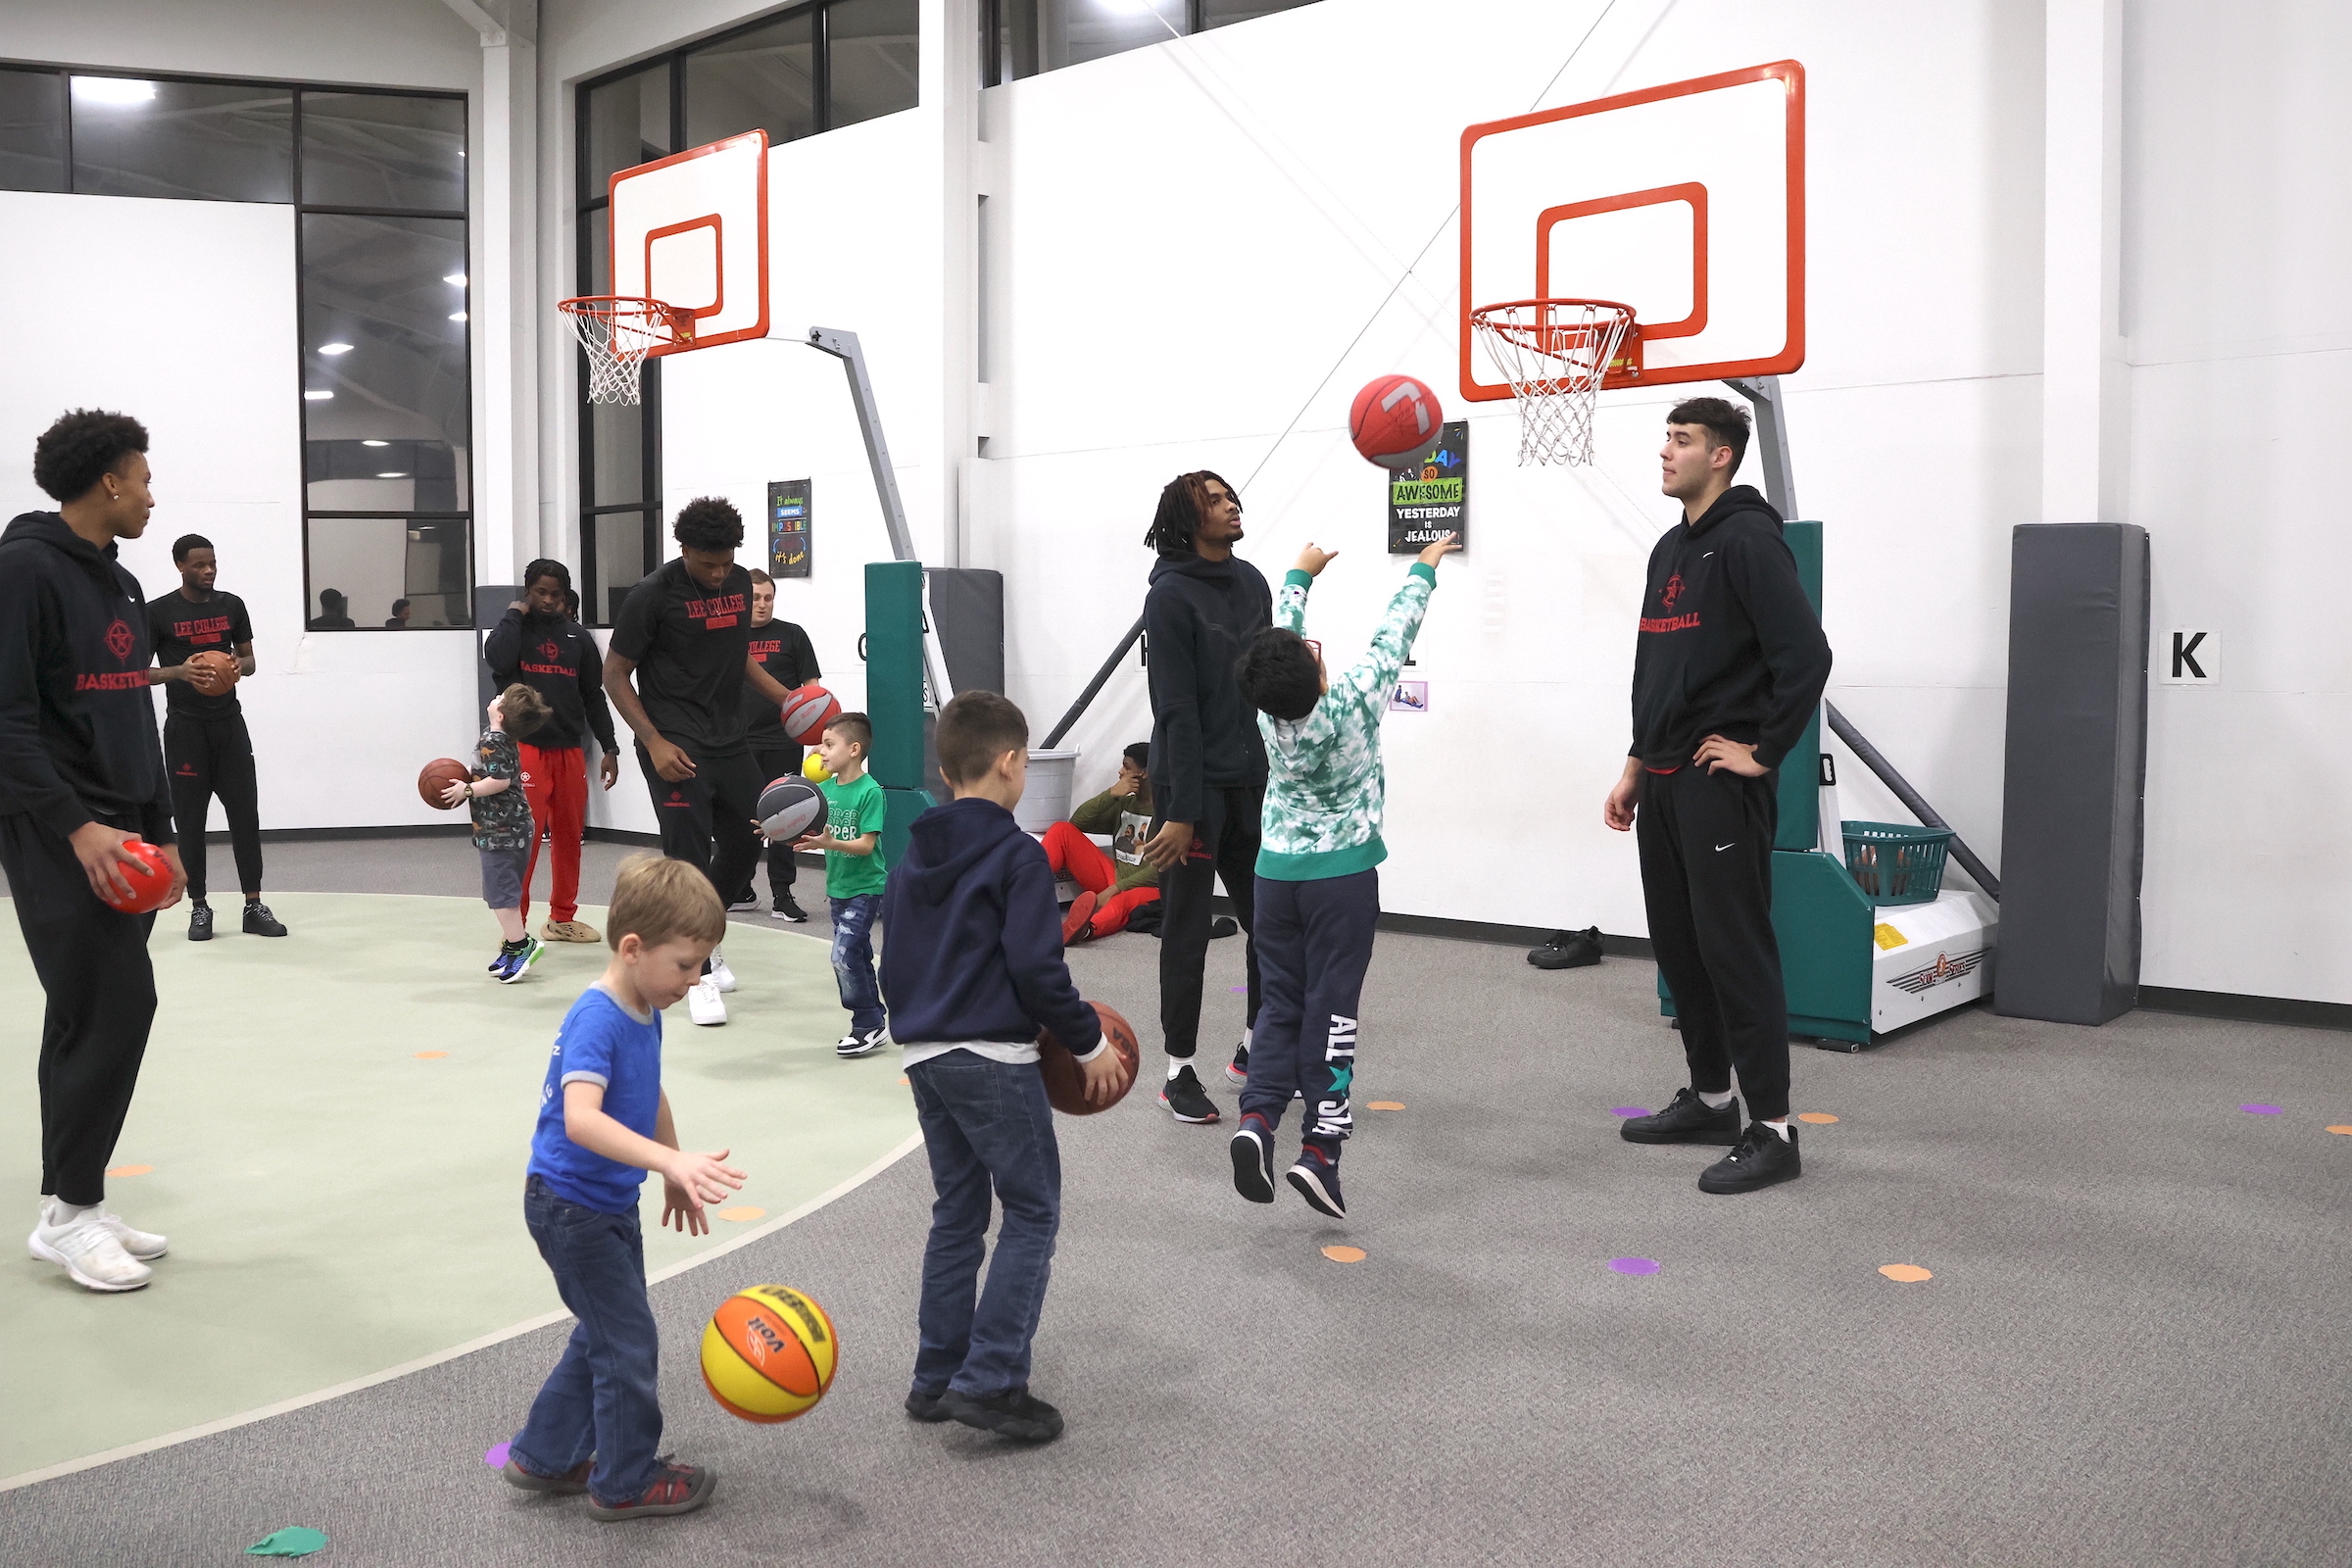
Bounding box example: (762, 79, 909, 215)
(638, 744, 763, 907)
(0, 811, 160, 1207)
(166, 712, 263, 901)
(738, 742, 803, 904)
(1154, 785, 1262, 1060)
(1238, 868, 1379, 1160)
(1636, 764, 1790, 1122)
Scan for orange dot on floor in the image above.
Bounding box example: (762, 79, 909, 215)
(1797, 1112, 1838, 1125)
(1879, 1263, 1934, 1283)
(1321, 1246, 1366, 1264)
(1368, 1101, 1405, 1111)
(106, 1164, 152, 1178)
(716, 1206, 765, 1223)
(2328, 1125, 2352, 1136)
(899, 1076, 909, 1086)
(415, 1050, 450, 1059)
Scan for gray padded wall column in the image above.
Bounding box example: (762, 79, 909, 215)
(926, 567, 1004, 696)
(1994, 523, 2149, 1025)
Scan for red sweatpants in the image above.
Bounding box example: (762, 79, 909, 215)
(518, 744, 586, 925)
(1040, 819, 1159, 938)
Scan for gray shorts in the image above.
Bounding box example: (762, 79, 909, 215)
(479, 845, 529, 910)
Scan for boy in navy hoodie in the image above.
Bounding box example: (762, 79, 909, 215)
(880, 690, 1126, 1443)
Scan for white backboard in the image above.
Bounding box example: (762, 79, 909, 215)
(609, 130, 769, 355)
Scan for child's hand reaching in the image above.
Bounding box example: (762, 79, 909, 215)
(1416, 532, 1461, 567)
(660, 1148, 745, 1236)
(1080, 1047, 1128, 1107)
(1295, 543, 1339, 577)
(662, 1175, 709, 1235)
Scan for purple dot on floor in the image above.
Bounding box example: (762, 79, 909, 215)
(2240, 1103, 2284, 1115)
(1608, 1257, 1661, 1276)
(483, 1442, 511, 1470)
(1610, 1106, 1651, 1118)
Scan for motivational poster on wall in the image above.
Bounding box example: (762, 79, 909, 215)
(768, 479, 810, 578)
(1387, 420, 1468, 555)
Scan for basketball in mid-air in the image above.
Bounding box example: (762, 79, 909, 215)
(780, 682, 842, 744)
(1349, 373, 1444, 469)
(418, 758, 471, 808)
(757, 776, 824, 842)
(1037, 1001, 1141, 1116)
(98, 838, 177, 914)
(700, 1283, 838, 1423)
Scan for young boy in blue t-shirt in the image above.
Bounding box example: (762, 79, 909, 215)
(500, 855, 744, 1522)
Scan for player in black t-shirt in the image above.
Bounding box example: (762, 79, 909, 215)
(737, 566, 821, 921)
(605, 498, 797, 1025)
(146, 534, 285, 941)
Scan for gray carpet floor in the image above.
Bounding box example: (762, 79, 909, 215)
(2, 841, 2349, 1566)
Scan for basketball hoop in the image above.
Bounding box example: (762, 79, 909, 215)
(559, 296, 694, 406)
(1467, 298, 1637, 466)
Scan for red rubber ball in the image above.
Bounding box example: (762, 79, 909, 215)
(100, 838, 176, 914)
(1349, 373, 1445, 469)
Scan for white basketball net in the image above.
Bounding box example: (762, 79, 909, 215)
(560, 297, 691, 407)
(1469, 300, 1637, 466)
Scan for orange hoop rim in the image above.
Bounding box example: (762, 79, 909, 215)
(557, 294, 695, 347)
(1468, 297, 1640, 355)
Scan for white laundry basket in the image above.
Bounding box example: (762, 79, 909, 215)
(1014, 749, 1079, 832)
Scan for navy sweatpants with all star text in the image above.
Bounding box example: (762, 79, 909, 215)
(1238, 868, 1378, 1161)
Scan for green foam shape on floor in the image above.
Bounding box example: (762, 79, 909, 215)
(246, 1526, 329, 1557)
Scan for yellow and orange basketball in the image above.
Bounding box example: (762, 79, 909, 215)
(699, 1283, 838, 1423)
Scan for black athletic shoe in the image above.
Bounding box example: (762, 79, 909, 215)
(1225, 1043, 1250, 1086)
(242, 902, 287, 938)
(1286, 1147, 1346, 1219)
(905, 1388, 952, 1423)
(1209, 916, 1240, 939)
(773, 893, 808, 923)
(188, 904, 213, 942)
(1698, 1121, 1802, 1195)
(1619, 1087, 1742, 1146)
(1231, 1121, 1275, 1203)
(1529, 925, 1602, 969)
(726, 894, 760, 912)
(942, 1387, 1063, 1443)
(1157, 1064, 1219, 1124)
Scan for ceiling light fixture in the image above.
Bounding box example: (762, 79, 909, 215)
(362, 439, 390, 448)
(319, 342, 354, 355)
(304, 390, 334, 401)
(449, 312, 467, 322)
(375, 471, 409, 479)
(445, 273, 466, 286)
(73, 77, 156, 106)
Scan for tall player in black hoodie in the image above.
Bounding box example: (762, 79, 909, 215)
(1603, 398, 1831, 1195)
(2, 410, 185, 1292)
(1138, 470, 1269, 1124)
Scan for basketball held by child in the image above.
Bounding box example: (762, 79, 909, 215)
(779, 682, 842, 744)
(1349, 373, 1445, 469)
(418, 758, 470, 808)
(757, 776, 824, 841)
(97, 838, 176, 914)
(700, 1283, 838, 1423)
(1036, 1001, 1140, 1116)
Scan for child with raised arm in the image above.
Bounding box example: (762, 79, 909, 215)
(442, 683, 552, 982)
(501, 855, 744, 1522)
(1228, 532, 1459, 1220)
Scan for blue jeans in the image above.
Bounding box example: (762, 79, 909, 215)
(906, 1052, 1062, 1398)
(830, 893, 886, 1034)
(511, 1176, 662, 1505)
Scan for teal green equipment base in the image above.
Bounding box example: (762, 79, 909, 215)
(865, 561, 935, 866)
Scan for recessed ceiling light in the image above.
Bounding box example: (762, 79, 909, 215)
(318, 342, 354, 355)
(449, 312, 467, 322)
(361, 439, 390, 448)
(73, 77, 156, 106)
(376, 471, 409, 479)
(304, 390, 334, 401)
(444, 273, 466, 286)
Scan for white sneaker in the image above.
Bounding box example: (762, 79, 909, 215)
(708, 954, 738, 994)
(94, 1203, 167, 1260)
(28, 1200, 153, 1292)
(687, 978, 729, 1026)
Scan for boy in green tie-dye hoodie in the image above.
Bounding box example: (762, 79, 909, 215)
(1226, 532, 1459, 1220)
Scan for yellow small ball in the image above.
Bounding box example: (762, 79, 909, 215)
(803, 752, 832, 784)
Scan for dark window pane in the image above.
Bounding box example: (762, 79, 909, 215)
(585, 67, 670, 196)
(591, 401, 645, 506)
(72, 76, 293, 202)
(306, 516, 471, 629)
(583, 202, 611, 295)
(301, 214, 469, 510)
(0, 69, 67, 193)
(828, 0, 920, 128)
(1056, 0, 1184, 70)
(300, 92, 466, 211)
(685, 11, 815, 148)
(1200, 0, 1320, 26)
(587, 510, 659, 626)
(306, 439, 462, 512)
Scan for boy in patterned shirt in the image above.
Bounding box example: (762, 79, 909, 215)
(443, 683, 553, 982)
(1226, 532, 1458, 1219)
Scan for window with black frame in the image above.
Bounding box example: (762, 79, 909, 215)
(0, 66, 473, 630)
(982, 0, 1318, 84)
(575, 1, 920, 627)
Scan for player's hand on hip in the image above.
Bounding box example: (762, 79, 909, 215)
(69, 821, 146, 903)
(1140, 819, 1193, 871)
(1692, 735, 1767, 777)
(1294, 543, 1338, 577)
(648, 737, 698, 781)
(1416, 532, 1462, 567)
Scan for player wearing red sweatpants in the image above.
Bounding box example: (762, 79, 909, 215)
(1039, 743, 1161, 941)
(1040, 820, 1158, 937)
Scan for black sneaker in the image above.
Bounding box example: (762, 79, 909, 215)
(1620, 1087, 1742, 1146)
(1698, 1121, 1802, 1195)
(242, 902, 287, 937)
(1225, 1043, 1250, 1087)
(188, 904, 213, 942)
(905, 1388, 952, 1423)
(1286, 1146, 1346, 1219)
(1158, 1064, 1219, 1123)
(1529, 926, 1602, 969)
(942, 1387, 1063, 1443)
(773, 893, 808, 922)
(1230, 1120, 1275, 1203)
(726, 894, 760, 912)
(1208, 916, 1240, 939)
(836, 1028, 889, 1059)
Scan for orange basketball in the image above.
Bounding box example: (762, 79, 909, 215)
(418, 757, 471, 808)
(699, 1284, 839, 1423)
(187, 649, 240, 691)
(1037, 1002, 1139, 1116)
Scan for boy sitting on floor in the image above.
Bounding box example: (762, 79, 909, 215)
(1039, 740, 1162, 943)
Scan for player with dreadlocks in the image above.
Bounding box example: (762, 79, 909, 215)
(1136, 470, 1270, 1124)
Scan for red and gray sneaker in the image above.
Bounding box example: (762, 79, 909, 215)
(588, 1459, 715, 1522)
(501, 1455, 592, 1495)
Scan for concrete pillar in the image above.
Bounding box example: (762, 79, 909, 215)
(2040, 0, 2128, 524)
(928, 0, 982, 567)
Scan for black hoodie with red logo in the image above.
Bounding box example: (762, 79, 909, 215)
(0, 512, 173, 843)
(1629, 484, 1832, 773)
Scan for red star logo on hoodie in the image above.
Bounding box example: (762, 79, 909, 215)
(105, 618, 134, 661)
(1660, 572, 1685, 612)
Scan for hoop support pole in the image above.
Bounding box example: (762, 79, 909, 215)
(1723, 374, 1798, 520)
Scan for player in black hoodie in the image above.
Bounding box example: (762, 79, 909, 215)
(1137, 470, 1269, 1124)
(2, 410, 185, 1292)
(1603, 398, 1831, 1195)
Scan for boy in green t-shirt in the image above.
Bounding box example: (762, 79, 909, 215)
(796, 711, 891, 1057)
